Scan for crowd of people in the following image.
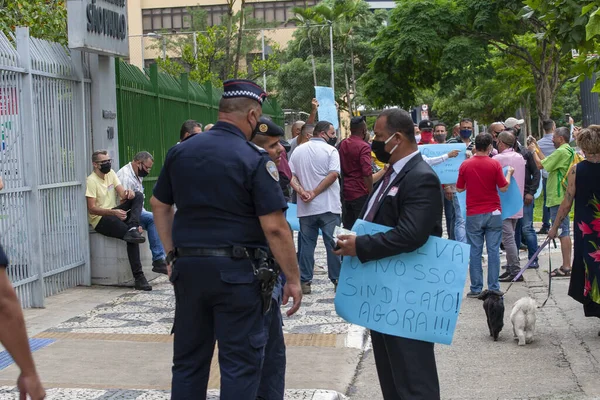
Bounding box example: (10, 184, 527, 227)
(1, 74, 599, 400)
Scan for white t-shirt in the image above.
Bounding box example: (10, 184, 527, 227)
(289, 138, 342, 218)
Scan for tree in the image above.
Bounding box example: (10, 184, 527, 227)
(0, 0, 67, 44)
(361, 0, 593, 131)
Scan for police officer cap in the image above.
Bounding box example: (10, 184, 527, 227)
(255, 117, 284, 137)
(222, 79, 267, 105)
(418, 119, 434, 130)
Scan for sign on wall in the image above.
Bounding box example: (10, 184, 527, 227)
(67, 0, 129, 57)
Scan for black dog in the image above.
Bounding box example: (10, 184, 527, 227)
(478, 290, 504, 341)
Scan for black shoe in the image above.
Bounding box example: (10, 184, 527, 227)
(134, 275, 152, 291)
(528, 261, 539, 269)
(499, 271, 512, 280)
(537, 227, 549, 235)
(499, 273, 523, 283)
(519, 244, 528, 251)
(123, 230, 145, 244)
(152, 259, 168, 275)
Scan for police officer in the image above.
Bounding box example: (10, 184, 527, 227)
(151, 79, 302, 400)
(251, 117, 288, 400)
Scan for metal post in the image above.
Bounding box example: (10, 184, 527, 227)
(329, 23, 334, 93)
(15, 27, 46, 307)
(162, 36, 166, 59)
(193, 32, 198, 68)
(140, 35, 144, 68)
(261, 29, 267, 91)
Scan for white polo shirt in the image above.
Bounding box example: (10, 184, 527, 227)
(289, 137, 342, 218)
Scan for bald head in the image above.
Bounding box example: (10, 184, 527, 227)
(291, 121, 305, 138)
(204, 123, 214, 131)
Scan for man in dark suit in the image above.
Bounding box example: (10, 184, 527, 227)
(335, 108, 443, 400)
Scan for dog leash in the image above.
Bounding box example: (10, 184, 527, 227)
(504, 237, 551, 296)
(539, 243, 552, 309)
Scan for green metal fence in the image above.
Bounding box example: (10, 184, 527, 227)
(115, 60, 284, 209)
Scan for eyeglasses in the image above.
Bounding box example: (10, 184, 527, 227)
(96, 159, 111, 165)
(141, 163, 152, 171)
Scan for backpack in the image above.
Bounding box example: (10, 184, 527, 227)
(560, 146, 584, 190)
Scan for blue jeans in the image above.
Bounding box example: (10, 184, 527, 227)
(452, 194, 467, 243)
(299, 212, 341, 284)
(466, 213, 503, 293)
(444, 194, 455, 240)
(515, 201, 539, 263)
(541, 177, 551, 229)
(140, 210, 166, 261)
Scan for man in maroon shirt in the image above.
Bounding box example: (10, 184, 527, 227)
(339, 116, 374, 229)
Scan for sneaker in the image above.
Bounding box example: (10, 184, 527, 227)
(152, 259, 168, 275)
(519, 244, 528, 251)
(466, 291, 481, 298)
(499, 273, 523, 283)
(499, 271, 512, 280)
(123, 230, 145, 244)
(528, 261, 539, 269)
(537, 227, 549, 235)
(134, 275, 152, 291)
(314, 265, 327, 275)
(301, 282, 311, 294)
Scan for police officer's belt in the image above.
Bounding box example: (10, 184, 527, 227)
(175, 246, 264, 260)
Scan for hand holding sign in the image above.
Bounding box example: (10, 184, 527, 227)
(334, 220, 470, 345)
(418, 143, 467, 184)
(314, 86, 339, 130)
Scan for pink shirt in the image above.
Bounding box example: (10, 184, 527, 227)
(493, 148, 525, 219)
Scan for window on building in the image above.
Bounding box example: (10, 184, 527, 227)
(251, 0, 318, 25)
(142, 6, 230, 33)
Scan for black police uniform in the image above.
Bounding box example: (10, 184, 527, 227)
(0, 244, 8, 267)
(254, 118, 287, 400)
(153, 119, 287, 399)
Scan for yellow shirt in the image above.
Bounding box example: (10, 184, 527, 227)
(371, 151, 385, 170)
(86, 170, 121, 228)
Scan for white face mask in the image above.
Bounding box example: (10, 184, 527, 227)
(385, 133, 399, 155)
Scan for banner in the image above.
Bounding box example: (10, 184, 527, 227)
(456, 166, 522, 220)
(418, 143, 467, 184)
(334, 219, 470, 345)
(314, 86, 339, 130)
(286, 203, 300, 231)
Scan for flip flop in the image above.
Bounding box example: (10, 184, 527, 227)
(550, 266, 572, 277)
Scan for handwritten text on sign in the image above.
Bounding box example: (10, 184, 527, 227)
(334, 220, 470, 345)
(418, 143, 467, 184)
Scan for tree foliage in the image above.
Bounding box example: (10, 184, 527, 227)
(0, 0, 67, 44)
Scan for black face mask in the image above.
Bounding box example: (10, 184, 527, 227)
(138, 166, 149, 178)
(515, 127, 521, 136)
(99, 162, 111, 174)
(371, 140, 391, 164)
(327, 135, 337, 146)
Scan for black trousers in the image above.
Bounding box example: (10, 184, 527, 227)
(371, 330, 440, 400)
(94, 192, 145, 279)
(343, 195, 368, 229)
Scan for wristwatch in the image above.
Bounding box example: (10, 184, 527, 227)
(166, 249, 177, 265)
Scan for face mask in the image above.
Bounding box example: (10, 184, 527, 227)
(459, 129, 472, 139)
(99, 162, 111, 174)
(327, 135, 337, 146)
(515, 127, 521, 136)
(434, 134, 446, 143)
(420, 131, 433, 143)
(371, 134, 398, 164)
(249, 113, 259, 141)
(138, 166, 149, 178)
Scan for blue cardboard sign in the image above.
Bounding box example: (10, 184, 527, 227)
(315, 86, 339, 130)
(456, 166, 522, 220)
(286, 203, 300, 231)
(334, 219, 470, 345)
(418, 143, 467, 184)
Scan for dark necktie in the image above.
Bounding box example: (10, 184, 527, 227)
(364, 167, 394, 222)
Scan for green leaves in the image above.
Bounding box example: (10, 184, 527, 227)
(0, 0, 67, 44)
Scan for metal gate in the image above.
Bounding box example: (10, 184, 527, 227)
(0, 28, 91, 308)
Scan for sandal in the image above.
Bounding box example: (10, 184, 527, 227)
(550, 266, 572, 277)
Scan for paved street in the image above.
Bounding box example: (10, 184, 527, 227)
(0, 234, 599, 399)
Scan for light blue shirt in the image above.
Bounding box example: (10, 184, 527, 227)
(537, 133, 555, 178)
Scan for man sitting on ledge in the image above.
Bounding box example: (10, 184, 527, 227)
(86, 150, 152, 291)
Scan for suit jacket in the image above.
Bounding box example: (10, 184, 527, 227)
(356, 153, 443, 263)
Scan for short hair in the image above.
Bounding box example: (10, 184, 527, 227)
(497, 131, 515, 147)
(350, 117, 367, 134)
(460, 118, 473, 125)
(377, 109, 415, 142)
(542, 119, 555, 133)
(134, 151, 153, 163)
(434, 122, 446, 130)
(314, 121, 333, 136)
(180, 119, 202, 140)
(301, 123, 314, 134)
(292, 121, 305, 129)
(576, 125, 600, 155)
(91, 150, 108, 163)
(555, 127, 570, 143)
(218, 97, 260, 116)
(475, 133, 493, 151)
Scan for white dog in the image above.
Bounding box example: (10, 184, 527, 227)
(510, 297, 537, 346)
